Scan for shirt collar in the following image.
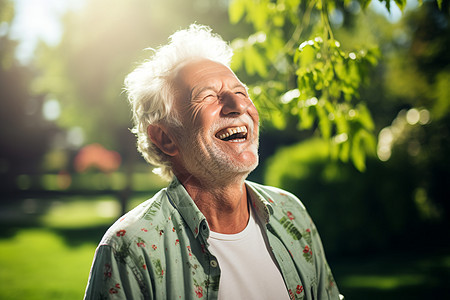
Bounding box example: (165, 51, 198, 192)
(245, 181, 274, 224)
(165, 177, 206, 238)
(165, 177, 274, 238)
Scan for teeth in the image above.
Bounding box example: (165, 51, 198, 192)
(217, 126, 248, 140)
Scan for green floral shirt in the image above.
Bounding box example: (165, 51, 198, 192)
(84, 178, 341, 299)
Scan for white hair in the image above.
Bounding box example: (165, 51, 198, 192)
(124, 24, 233, 181)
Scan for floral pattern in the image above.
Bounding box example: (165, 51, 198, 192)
(116, 229, 126, 237)
(302, 245, 313, 263)
(85, 179, 340, 300)
(194, 280, 204, 298)
(136, 237, 146, 248)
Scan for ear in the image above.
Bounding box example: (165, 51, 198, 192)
(147, 124, 179, 156)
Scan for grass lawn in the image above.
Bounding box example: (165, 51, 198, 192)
(0, 194, 449, 299)
(0, 228, 96, 299)
(0, 195, 141, 300)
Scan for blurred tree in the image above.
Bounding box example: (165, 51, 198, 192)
(0, 0, 15, 68)
(379, 0, 450, 231)
(228, 0, 444, 172)
(0, 0, 58, 195)
(264, 0, 450, 256)
(228, 0, 388, 172)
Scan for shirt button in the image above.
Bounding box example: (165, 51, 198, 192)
(210, 260, 218, 268)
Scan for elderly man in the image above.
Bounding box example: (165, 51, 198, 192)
(85, 24, 341, 300)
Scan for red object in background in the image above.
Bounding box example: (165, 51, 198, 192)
(74, 143, 121, 173)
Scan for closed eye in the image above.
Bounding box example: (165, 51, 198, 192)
(202, 94, 218, 102)
(192, 92, 216, 103)
(234, 90, 249, 97)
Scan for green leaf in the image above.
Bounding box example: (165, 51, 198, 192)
(357, 103, 375, 131)
(363, 131, 377, 156)
(365, 48, 380, 66)
(339, 138, 350, 162)
(298, 106, 315, 129)
(298, 44, 315, 68)
(317, 103, 331, 139)
(249, 1, 269, 30)
(335, 110, 349, 134)
(243, 46, 268, 77)
(379, 0, 391, 12)
(357, 0, 372, 10)
(351, 129, 366, 172)
(350, 128, 376, 172)
(230, 49, 243, 71)
(335, 59, 346, 80)
(270, 109, 287, 130)
(432, 71, 450, 120)
(286, 0, 301, 9)
(229, 0, 246, 24)
(252, 51, 268, 77)
(243, 46, 256, 75)
(394, 0, 407, 11)
(266, 33, 285, 60)
(273, 14, 285, 27)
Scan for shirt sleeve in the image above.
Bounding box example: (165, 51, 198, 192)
(84, 244, 151, 300)
(310, 221, 342, 299)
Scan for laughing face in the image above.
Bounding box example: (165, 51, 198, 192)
(169, 59, 259, 182)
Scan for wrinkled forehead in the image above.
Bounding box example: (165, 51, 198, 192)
(171, 59, 243, 99)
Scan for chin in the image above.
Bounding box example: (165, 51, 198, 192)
(229, 155, 259, 176)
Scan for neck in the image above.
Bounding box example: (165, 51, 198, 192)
(176, 172, 250, 234)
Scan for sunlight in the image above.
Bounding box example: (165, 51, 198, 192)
(10, 0, 85, 63)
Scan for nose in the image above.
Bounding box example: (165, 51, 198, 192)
(221, 92, 250, 116)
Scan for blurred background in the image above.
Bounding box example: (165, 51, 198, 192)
(0, 0, 449, 299)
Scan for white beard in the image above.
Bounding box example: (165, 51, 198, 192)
(174, 122, 259, 183)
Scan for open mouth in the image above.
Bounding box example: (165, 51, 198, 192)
(215, 126, 248, 142)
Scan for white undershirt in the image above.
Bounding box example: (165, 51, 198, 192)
(207, 206, 290, 300)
